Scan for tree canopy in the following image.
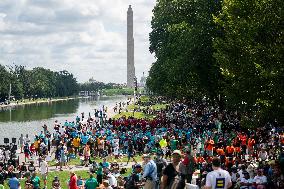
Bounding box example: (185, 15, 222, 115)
(147, 0, 283, 124)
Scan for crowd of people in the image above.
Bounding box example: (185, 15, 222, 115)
(0, 96, 283, 189)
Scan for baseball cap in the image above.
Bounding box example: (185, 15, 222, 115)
(172, 150, 182, 156)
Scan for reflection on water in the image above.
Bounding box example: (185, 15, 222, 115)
(0, 96, 127, 144)
(0, 99, 79, 122)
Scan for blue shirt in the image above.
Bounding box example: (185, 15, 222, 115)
(81, 135, 89, 144)
(8, 177, 19, 189)
(142, 160, 157, 181)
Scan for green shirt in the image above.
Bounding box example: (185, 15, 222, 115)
(85, 177, 98, 189)
(0, 184, 4, 189)
(32, 176, 40, 188)
(96, 166, 103, 175)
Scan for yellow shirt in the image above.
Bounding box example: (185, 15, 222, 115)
(73, 138, 80, 147)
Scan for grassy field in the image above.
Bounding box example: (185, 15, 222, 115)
(48, 155, 144, 167)
(3, 168, 132, 189)
(140, 96, 150, 103)
(102, 88, 134, 96)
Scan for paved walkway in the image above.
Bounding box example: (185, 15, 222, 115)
(16, 149, 137, 173)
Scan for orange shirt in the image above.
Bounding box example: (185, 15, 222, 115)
(206, 140, 214, 151)
(239, 135, 247, 146)
(248, 138, 255, 148)
(235, 147, 241, 153)
(197, 157, 205, 163)
(216, 148, 225, 156)
(226, 146, 235, 154)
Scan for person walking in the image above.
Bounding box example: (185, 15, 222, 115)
(204, 157, 232, 189)
(40, 157, 48, 189)
(142, 154, 157, 189)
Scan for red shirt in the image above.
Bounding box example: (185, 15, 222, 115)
(69, 175, 78, 189)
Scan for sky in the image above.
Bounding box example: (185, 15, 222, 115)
(0, 0, 156, 84)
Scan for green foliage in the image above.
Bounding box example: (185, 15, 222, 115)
(214, 0, 284, 123)
(102, 88, 134, 96)
(140, 96, 150, 103)
(147, 0, 283, 124)
(0, 65, 79, 101)
(0, 65, 11, 101)
(147, 0, 224, 102)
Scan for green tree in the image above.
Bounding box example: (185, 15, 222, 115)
(214, 0, 284, 123)
(0, 65, 11, 101)
(148, 0, 224, 102)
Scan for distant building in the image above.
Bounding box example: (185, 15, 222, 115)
(139, 72, 147, 87)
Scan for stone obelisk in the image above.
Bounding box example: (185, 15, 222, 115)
(127, 5, 135, 88)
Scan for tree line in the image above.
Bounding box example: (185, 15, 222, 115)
(146, 0, 283, 125)
(0, 65, 118, 102)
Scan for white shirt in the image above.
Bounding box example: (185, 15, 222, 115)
(24, 137, 31, 144)
(108, 174, 117, 187)
(238, 170, 246, 179)
(258, 151, 268, 161)
(205, 168, 232, 189)
(240, 178, 254, 189)
(254, 175, 267, 184)
(40, 160, 48, 174)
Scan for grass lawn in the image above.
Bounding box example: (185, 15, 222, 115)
(140, 96, 150, 103)
(102, 88, 134, 96)
(4, 168, 132, 189)
(151, 104, 168, 110)
(48, 155, 144, 167)
(126, 104, 147, 110)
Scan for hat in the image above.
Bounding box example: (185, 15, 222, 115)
(172, 150, 182, 156)
(142, 154, 151, 158)
(134, 164, 142, 169)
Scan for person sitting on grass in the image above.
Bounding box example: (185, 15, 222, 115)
(77, 175, 84, 189)
(52, 176, 61, 189)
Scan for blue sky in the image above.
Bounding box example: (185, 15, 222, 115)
(0, 0, 156, 83)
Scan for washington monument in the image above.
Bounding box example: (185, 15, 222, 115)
(127, 5, 135, 88)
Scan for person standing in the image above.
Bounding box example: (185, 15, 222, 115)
(161, 150, 184, 189)
(85, 173, 98, 189)
(69, 171, 78, 189)
(18, 134, 24, 153)
(24, 134, 31, 149)
(8, 174, 20, 189)
(142, 154, 157, 189)
(40, 157, 48, 189)
(31, 172, 41, 189)
(204, 157, 232, 189)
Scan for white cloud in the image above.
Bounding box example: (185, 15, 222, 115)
(0, 0, 156, 83)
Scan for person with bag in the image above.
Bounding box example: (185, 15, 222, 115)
(161, 150, 185, 189)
